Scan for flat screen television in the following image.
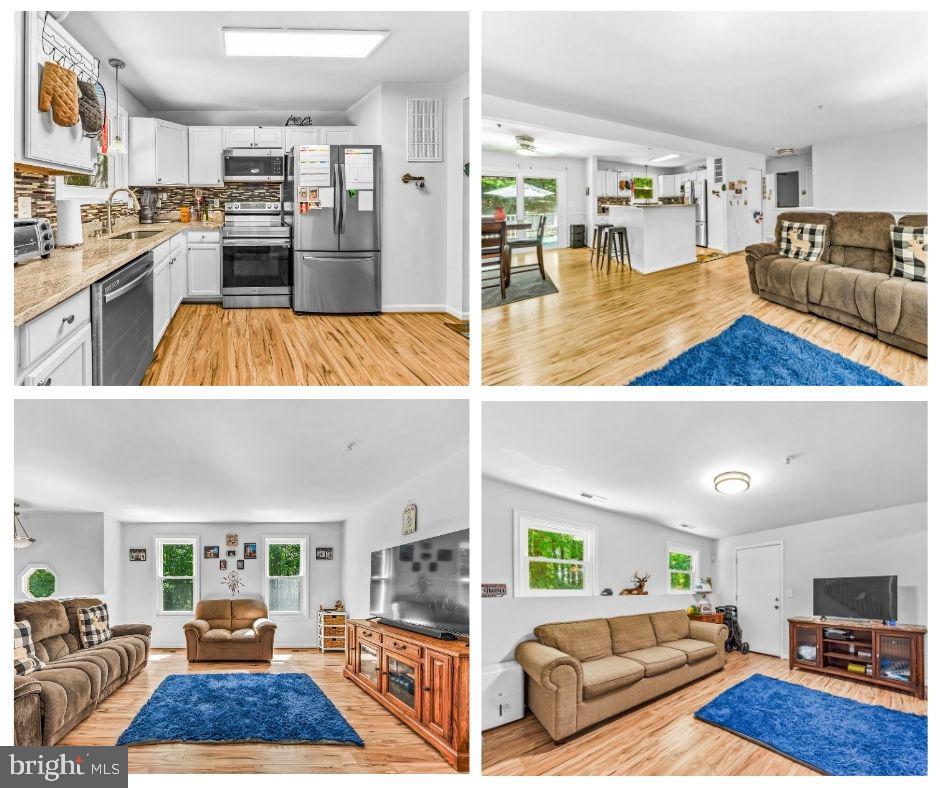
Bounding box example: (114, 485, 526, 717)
(370, 529, 469, 639)
(813, 575, 897, 621)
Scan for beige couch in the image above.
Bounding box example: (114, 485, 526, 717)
(515, 610, 727, 741)
(183, 598, 276, 662)
(745, 211, 927, 357)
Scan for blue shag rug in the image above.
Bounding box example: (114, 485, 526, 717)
(694, 674, 926, 775)
(628, 315, 901, 386)
(117, 673, 363, 746)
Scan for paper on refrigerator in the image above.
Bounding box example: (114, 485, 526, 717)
(297, 144, 331, 187)
(344, 148, 374, 188)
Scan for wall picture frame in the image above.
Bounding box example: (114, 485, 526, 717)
(244, 543, 257, 559)
(219, 560, 227, 570)
(225, 533, 239, 547)
(237, 559, 245, 570)
(402, 502, 417, 535)
(129, 548, 147, 562)
(315, 547, 334, 560)
(226, 549, 236, 557)
(204, 546, 220, 559)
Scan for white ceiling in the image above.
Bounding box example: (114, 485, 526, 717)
(15, 399, 467, 523)
(63, 11, 469, 111)
(482, 118, 706, 168)
(483, 402, 926, 539)
(483, 11, 927, 152)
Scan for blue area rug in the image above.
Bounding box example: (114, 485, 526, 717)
(694, 674, 926, 775)
(117, 673, 363, 746)
(628, 315, 901, 386)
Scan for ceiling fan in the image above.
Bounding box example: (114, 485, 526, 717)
(515, 135, 540, 156)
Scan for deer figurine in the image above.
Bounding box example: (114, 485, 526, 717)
(620, 572, 651, 595)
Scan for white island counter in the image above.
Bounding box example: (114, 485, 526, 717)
(606, 204, 697, 274)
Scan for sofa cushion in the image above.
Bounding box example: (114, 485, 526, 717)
(779, 221, 827, 262)
(197, 599, 233, 631)
(535, 619, 613, 662)
(621, 646, 687, 677)
(829, 212, 895, 274)
(890, 225, 928, 282)
(203, 628, 235, 641)
(774, 212, 834, 252)
(609, 614, 658, 653)
(61, 597, 105, 643)
(875, 277, 928, 346)
(659, 638, 718, 663)
(755, 255, 817, 304)
(14, 621, 45, 675)
(230, 628, 258, 641)
(76, 603, 112, 648)
(807, 264, 888, 324)
(14, 599, 70, 642)
(649, 611, 690, 644)
(231, 598, 268, 630)
(581, 655, 645, 699)
(30, 662, 98, 740)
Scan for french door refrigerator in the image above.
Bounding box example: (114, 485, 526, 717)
(289, 144, 381, 314)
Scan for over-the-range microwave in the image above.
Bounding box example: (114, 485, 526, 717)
(222, 148, 285, 183)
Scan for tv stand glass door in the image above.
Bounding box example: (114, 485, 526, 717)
(383, 652, 421, 720)
(875, 632, 914, 687)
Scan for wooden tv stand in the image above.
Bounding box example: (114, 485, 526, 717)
(343, 619, 469, 772)
(788, 617, 926, 699)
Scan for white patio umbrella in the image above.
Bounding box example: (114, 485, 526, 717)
(484, 183, 554, 198)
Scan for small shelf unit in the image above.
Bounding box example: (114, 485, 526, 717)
(318, 610, 348, 652)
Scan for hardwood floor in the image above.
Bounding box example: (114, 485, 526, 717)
(482, 247, 927, 386)
(59, 649, 456, 774)
(482, 651, 928, 776)
(142, 305, 469, 386)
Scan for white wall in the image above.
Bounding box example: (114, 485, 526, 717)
(14, 512, 105, 601)
(812, 124, 927, 213)
(714, 502, 927, 657)
(156, 110, 349, 127)
(102, 514, 124, 624)
(482, 478, 717, 666)
(765, 149, 813, 176)
(445, 73, 470, 318)
(121, 522, 342, 648)
(342, 448, 469, 619)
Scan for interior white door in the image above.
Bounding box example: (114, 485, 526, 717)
(746, 167, 763, 245)
(735, 543, 782, 656)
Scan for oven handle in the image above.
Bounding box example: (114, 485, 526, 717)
(222, 239, 291, 247)
(103, 268, 151, 303)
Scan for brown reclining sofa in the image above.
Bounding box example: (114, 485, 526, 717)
(13, 597, 151, 746)
(745, 211, 927, 357)
(515, 610, 727, 741)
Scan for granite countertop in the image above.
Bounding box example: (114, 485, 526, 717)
(14, 219, 223, 326)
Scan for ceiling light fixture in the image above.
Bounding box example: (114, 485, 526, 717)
(14, 504, 35, 549)
(515, 135, 538, 156)
(108, 58, 126, 153)
(649, 153, 680, 164)
(714, 471, 751, 494)
(222, 28, 389, 58)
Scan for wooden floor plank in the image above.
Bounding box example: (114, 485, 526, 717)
(482, 248, 927, 386)
(59, 649, 456, 774)
(142, 305, 469, 386)
(482, 650, 927, 776)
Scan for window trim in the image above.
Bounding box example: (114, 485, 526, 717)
(513, 510, 596, 598)
(263, 536, 309, 617)
(154, 536, 199, 617)
(666, 544, 699, 595)
(20, 563, 59, 600)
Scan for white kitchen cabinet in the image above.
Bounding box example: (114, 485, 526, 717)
(188, 244, 222, 298)
(593, 171, 605, 198)
(223, 126, 285, 148)
(321, 126, 357, 145)
(604, 171, 618, 197)
(153, 256, 172, 349)
(21, 324, 92, 386)
(170, 235, 188, 313)
(284, 127, 323, 153)
(255, 127, 284, 147)
(129, 118, 189, 185)
(188, 126, 224, 186)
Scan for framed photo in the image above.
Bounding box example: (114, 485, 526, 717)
(219, 560, 227, 570)
(226, 549, 236, 557)
(226, 533, 239, 547)
(237, 559, 245, 570)
(402, 502, 417, 535)
(244, 543, 257, 559)
(204, 546, 219, 559)
(315, 547, 334, 560)
(129, 548, 147, 562)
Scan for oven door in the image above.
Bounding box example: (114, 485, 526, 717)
(222, 150, 284, 182)
(222, 239, 292, 294)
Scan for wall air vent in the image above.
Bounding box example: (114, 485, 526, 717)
(713, 157, 723, 184)
(407, 97, 443, 162)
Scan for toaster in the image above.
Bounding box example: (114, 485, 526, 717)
(14, 218, 55, 265)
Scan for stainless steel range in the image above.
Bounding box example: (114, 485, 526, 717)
(221, 201, 291, 308)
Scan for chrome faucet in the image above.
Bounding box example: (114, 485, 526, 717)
(105, 188, 141, 236)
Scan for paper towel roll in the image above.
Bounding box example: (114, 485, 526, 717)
(56, 200, 84, 246)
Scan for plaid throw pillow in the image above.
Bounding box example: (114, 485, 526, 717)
(14, 620, 45, 675)
(77, 603, 112, 647)
(891, 225, 927, 282)
(779, 221, 827, 261)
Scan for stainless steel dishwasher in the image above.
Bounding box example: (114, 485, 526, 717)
(91, 251, 154, 385)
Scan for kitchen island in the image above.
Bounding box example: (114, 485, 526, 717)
(606, 204, 696, 274)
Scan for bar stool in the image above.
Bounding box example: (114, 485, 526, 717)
(590, 223, 611, 267)
(605, 226, 632, 272)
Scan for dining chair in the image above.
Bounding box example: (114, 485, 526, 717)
(482, 219, 509, 299)
(506, 215, 547, 280)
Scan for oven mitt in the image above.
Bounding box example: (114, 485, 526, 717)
(38, 61, 80, 127)
(78, 80, 103, 135)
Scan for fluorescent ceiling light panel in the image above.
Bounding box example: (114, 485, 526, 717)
(222, 28, 388, 58)
(649, 153, 680, 164)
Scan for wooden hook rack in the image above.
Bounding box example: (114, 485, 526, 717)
(401, 173, 426, 185)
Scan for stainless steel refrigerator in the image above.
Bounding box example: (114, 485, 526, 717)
(684, 178, 708, 247)
(288, 144, 381, 314)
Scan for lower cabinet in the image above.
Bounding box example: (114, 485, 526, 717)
(14, 288, 93, 385)
(21, 324, 92, 386)
(188, 244, 222, 298)
(153, 257, 172, 349)
(344, 621, 469, 772)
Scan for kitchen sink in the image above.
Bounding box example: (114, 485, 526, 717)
(111, 230, 163, 240)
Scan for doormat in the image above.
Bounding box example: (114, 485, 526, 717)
(694, 674, 926, 775)
(446, 321, 469, 339)
(483, 269, 558, 309)
(696, 248, 728, 263)
(117, 673, 363, 746)
(627, 315, 901, 386)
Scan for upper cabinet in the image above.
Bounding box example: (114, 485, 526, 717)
(129, 118, 188, 186)
(284, 127, 322, 154)
(188, 126, 224, 186)
(222, 126, 284, 148)
(321, 126, 357, 146)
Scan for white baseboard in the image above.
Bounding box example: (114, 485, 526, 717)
(382, 304, 447, 313)
(443, 305, 469, 321)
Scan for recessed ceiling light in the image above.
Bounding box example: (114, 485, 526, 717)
(649, 153, 680, 164)
(714, 471, 751, 494)
(579, 491, 608, 503)
(222, 28, 389, 58)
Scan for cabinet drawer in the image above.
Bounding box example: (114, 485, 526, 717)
(387, 637, 422, 660)
(152, 239, 171, 266)
(322, 623, 346, 633)
(19, 288, 91, 370)
(187, 230, 220, 244)
(322, 637, 346, 650)
(322, 614, 346, 625)
(358, 627, 382, 646)
(22, 324, 92, 386)
(169, 232, 185, 254)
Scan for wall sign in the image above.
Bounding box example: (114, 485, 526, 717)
(315, 547, 334, 560)
(482, 583, 507, 598)
(129, 548, 146, 562)
(402, 502, 417, 535)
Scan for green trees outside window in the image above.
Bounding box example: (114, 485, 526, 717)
(267, 540, 304, 613)
(268, 542, 301, 577)
(527, 527, 586, 590)
(161, 542, 194, 612)
(26, 568, 56, 598)
(669, 550, 694, 592)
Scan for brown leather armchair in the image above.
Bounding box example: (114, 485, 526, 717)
(183, 598, 276, 662)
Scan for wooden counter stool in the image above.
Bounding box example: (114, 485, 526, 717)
(590, 223, 611, 267)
